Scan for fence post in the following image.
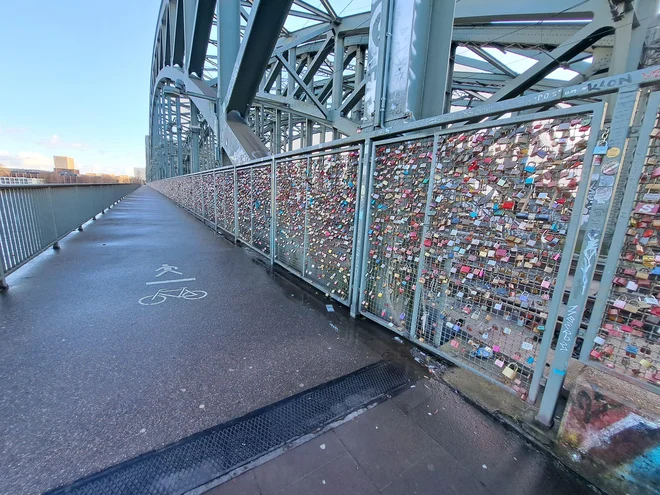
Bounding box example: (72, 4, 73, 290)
(250, 168, 255, 245)
(410, 135, 440, 339)
(350, 140, 371, 317)
(579, 91, 660, 363)
(213, 169, 219, 234)
(536, 85, 641, 427)
(0, 225, 7, 288)
(302, 156, 311, 278)
(233, 164, 239, 244)
(526, 104, 608, 405)
(48, 187, 60, 249)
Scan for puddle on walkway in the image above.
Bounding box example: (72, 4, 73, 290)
(238, 244, 432, 383)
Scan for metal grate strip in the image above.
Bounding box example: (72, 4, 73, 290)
(45, 361, 407, 495)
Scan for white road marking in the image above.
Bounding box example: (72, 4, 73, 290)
(146, 277, 197, 285)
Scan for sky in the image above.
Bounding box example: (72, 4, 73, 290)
(0, 1, 160, 176)
(0, 0, 611, 177)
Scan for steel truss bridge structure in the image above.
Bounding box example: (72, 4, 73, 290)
(146, 0, 660, 426)
(147, 0, 659, 179)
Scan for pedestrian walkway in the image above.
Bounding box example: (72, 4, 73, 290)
(0, 187, 595, 495)
(0, 187, 380, 495)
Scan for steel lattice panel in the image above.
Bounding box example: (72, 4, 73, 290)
(45, 361, 407, 495)
(275, 158, 306, 274)
(305, 150, 359, 302)
(252, 165, 271, 254)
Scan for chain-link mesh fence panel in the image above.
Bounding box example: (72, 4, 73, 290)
(305, 150, 359, 302)
(586, 104, 660, 389)
(237, 169, 252, 242)
(202, 173, 216, 224)
(192, 175, 203, 217)
(215, 169, 234, 233)
(252, 165, 271, 254)
(275, 158, 307, 274)
(362, 137, 435, 332)
(415, 115, 594, 394)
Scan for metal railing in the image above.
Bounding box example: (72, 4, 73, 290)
(150, 67, 660, 417)
(0, 183, 139, 288)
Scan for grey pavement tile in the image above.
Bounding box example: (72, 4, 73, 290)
(380, 445, 489, 495)
(404, 382, 595, 494)
(392, 384, 431, 414)
(205, 471, 261, 495)
(252, 431, 347, 494)
(275, 453, 378, 495)
(334, 402, 438, 490)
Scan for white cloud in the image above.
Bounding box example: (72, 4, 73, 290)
(0, 150, 53, 170)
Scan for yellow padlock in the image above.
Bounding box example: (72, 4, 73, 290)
(639, 359, 653, 369)
(502, 363, 518, 380)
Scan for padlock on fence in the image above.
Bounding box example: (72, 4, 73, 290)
(502, 363, 518, 380)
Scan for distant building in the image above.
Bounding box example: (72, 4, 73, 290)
(134, 167, 146, 181)
(0, 176, 44, 185)
(53, 156, 76, 170)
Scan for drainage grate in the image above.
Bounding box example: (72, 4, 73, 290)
(45, 361, 407, 495)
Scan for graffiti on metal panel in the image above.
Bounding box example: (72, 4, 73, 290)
(560, 384, 660, 491)
(580, 230, 600, 296)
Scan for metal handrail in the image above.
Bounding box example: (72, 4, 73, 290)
(0, 183, 140, 288)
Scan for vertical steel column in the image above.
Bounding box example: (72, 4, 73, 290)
(175, 97, 183, 177)
(191, 105, 200, 173)
(350, 140, 372, 317)
(275, 110, 282, 153)
(332, 34, 344, 115)
(579, 92, 660, 362)
(410, 135, 440, 339)
(288, 112, 294, 151)
(536, 86, 640, 427)
(287, 47, 297, 97)
(305, 119, 313, 147)
(354, 47, 365, 122)
(166, 96, 174, 178)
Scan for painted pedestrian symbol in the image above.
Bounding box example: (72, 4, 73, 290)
(139, 265, 207, 305)
(155, 264, 182, 277)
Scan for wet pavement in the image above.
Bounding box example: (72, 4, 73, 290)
(207, 379, 597, 495)
(0, 187, 381, 495)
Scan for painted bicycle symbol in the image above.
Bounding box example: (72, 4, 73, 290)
(138, 287, 208, 306)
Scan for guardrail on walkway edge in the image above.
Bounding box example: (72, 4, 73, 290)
(0, 183, 140, 289)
